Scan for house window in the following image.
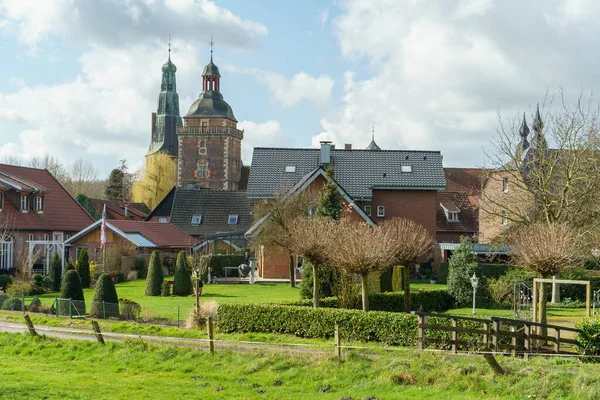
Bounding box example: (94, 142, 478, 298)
(0, 237, 14, 270)
(158, 217, 167, 223)
(448, 212, 460, 222)
(191, 215, 202, 225)
(36, 196, 43, 213)
(364, 205, 372, 217)
(503, 177, 509, 193)
(44, 234, 50, 241)
(197, 164, 208, 178)
(502, 210, 508, 226)
(228, 214, 239, 225)
(198, 139, 207, 155)
(20, 195, 28, 212)
(401, 165, 412, 173)
(28, 234, 34, 241)
(377, 206, 385, 218)
(285, 165, 296, 173)
(0, 192, 3, 211)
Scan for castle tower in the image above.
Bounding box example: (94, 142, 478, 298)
(147, 44, 182, 157)
(177, 44, 243, 190)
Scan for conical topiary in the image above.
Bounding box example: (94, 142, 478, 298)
(172, 251, 192, 296)
(90, 274, 119, 319)
(59, 270, 86, 315)
(49, 252, 62, 292)
(145, 250, 163, 296)
(76, 248, 91, 288)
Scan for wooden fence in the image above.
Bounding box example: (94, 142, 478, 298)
(414, 312, 581, 357)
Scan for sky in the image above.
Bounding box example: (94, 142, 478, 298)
(0, 0, 599, 178)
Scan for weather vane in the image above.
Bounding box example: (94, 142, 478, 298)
(168, 34, 171, 60)
(210, 34, 214, 61)
(372, 121, 375, 141)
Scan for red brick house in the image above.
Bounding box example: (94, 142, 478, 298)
(246, 142, 446, 279)
(0, 164, 94, 274)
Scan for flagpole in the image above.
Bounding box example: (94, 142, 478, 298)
(101, 204, 107, 273)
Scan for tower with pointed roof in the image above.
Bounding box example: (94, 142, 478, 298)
(366, 123, 381, 150)
(531, 104, 547, 149)
(177, 39, 243, 190)
(518, 112, 530, 155)
(147, 40, 183, 157)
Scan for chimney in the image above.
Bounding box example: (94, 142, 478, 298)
(124, 205, 128, 217)
(344, 143, 352, 150)
(320, 141, 331, 166)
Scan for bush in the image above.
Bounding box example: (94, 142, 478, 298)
(1, 296, 23, 311)
(76, 248, 91, 288)
(90, 274, 120, 319)
(0, 293, 7, 308)
(437, 263, 449, 284)
(476, 263, 512, 280)
(145, 250, 163, 296)
(6, 279, 33, 296)
(299, 261, 339, 300)
(59, 270, 85, 315)
(119, 298, 141, 320)
(135, 257, 147, 279)
(488, 268, 535, 305)
(0, 274, 12, 291)
(447, 237, 489, 307)
(173, 251, 192, 296)
(576, 316, 600, 355)
(28, 296, 42, 312)
(29, 274, 49, 295)
(217, 303, 418, 345)
(379, 267, 393, 292)
(48, 253, 62, 292)
(161, 281, 171, 297)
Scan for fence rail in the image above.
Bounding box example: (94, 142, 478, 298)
(414, 311, 582, 357)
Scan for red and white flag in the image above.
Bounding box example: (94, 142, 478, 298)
(100, 204, 107, 249)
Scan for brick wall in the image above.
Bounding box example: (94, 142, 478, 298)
(370, 189, 437, 237)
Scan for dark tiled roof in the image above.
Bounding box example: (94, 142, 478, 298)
(247, 148, 445, 199)
(109, 220, 197, 247)
(0, 164, 94, 232)
(436, 192, 478, 233)
(169, 188, 253, 237)
(444, 168, 489, 195)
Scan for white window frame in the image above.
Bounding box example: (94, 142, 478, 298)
(36, 196, 43, 213)
(228, 214, 239, 225)
(43, 234, 50, 241)
(197, 164, 208, 178)
(448, 211, 460, 222)
(158, 217, 168, 223)
(191, 215, 202, 225)
(503, 177, 509, 193)
(377, 205, 385, 218)
(0, 237, 14, 270)
(20, 195, 28, 213)
(28, 233, 34, 241)
(364, 205, 372, 217)
(502, 210, 508, 226)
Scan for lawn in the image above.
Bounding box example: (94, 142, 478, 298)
(1, 332, 600, 399)
(38, 279, 301, 320)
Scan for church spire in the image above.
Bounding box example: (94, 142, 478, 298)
(519, 112, 530, 153)
(531, 103, 547, 149)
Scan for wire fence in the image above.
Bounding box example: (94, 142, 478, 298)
(0, 295, 189, 328)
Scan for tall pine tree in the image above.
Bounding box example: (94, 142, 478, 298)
(105, 169, 125, 201)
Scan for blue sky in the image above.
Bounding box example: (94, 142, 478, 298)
(0, 0, 599, 178)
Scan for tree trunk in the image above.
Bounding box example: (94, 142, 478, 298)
(360, 273, 370, 312)
(289, 254, 296, 288)
(539, 280, 548, 342)
(312, 264, 320, 308)
(403, 264, 411, 312)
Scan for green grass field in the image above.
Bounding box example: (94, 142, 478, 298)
(1, 332, 599, 399)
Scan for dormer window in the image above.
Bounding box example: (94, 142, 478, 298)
(441, 202, 460, 223)
(228, 214, 239, 225)
(448, 211, 460, 222)
(20, 195, 28, 213)
(191, 215, 202, 225)
(158, 217, 167, 223)
(35, 196, 44, 213)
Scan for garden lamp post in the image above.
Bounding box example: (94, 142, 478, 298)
(470, 272, 479, 315)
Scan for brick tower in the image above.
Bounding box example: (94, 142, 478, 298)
(177, 46, 243, 190)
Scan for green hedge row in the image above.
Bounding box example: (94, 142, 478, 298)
(282, 290, 454, 313)
(217, 303, 418, 345)
(477, 264, 512, 280)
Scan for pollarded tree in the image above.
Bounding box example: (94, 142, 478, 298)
(59, 270, 85, 315)
(173, 251, 192, 296)
(379, 218, 434, 312)
(76, 248, 91, 288)
(145, 250, 163, 296)
(510, 222, 582, 327)
(90, 274, 119, 318)
(289, 216, 338, 308)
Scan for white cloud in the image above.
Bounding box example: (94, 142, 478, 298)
(452, 0, 493, 19)
(238, 120, 293, 165)
(227, 66, 334, 108)
(318, 9, 330, 25)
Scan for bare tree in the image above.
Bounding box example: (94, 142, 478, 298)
(289, 216, 337, 307)
(29, 154, 68, 182)
(63, 158, 101, 197)
(251, 190, 318, 288)
(509, 222, 582, 327)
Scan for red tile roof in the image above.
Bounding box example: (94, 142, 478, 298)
(0, 164, 94, 232)
(91, 199, 149, 220)
(108, 220, 197, 247)
(444, 168, 489, 196)
(436, 192, 478, 233)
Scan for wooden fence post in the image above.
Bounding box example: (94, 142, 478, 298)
(554, 328, 560, 354)
(417, 314, 425, 351)
(207, 316, 215, 354)
(511, 326, 516, 357)
(483, 353, 504, 375)
(587, 283, 592, 318)
(334, 324, 341, 359)
(91, 320, 105, 345)
(23, 315, 37, 336)
(451, 318, 457, 354)
(523, 324, 531, 360)
(492, 319, 500, 352)
(482, 321, 489, 348)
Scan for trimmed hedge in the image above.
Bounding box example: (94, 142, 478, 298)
(217, 303, 418, 345)
(173, 251, 192, 296)
(145, 250, 163, 296)
(76, 248, 91, 288)
(282, 290, 453, 313)
(1, 296, 23, 311)
(437, 263, 449, 284)
(0, 293, 8, 308)
(90, 274, 120, 319)
(59, 270, 85, 315)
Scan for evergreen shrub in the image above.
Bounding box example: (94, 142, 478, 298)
(447, 237, 489, 307)
(59, 270, 85, 315)
(28, 296, 42, 312)
(0, 293, 7, 308)
(1, 296, 23, 311)
(90, 274, 120, 318)
(299, 262, 339, 299)
(161, 281, 171, 297)
(76, 248, 91, 288)
(172, 251, 192, 296)
(0, 274, 12, 291)
(49, 253, 62, 292)
(218, 303, 418, 345)
(145, 250, 163, 296)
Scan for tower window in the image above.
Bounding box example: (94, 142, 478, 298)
(198, 139, 207, 155)
(197, 165, 208, 178)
